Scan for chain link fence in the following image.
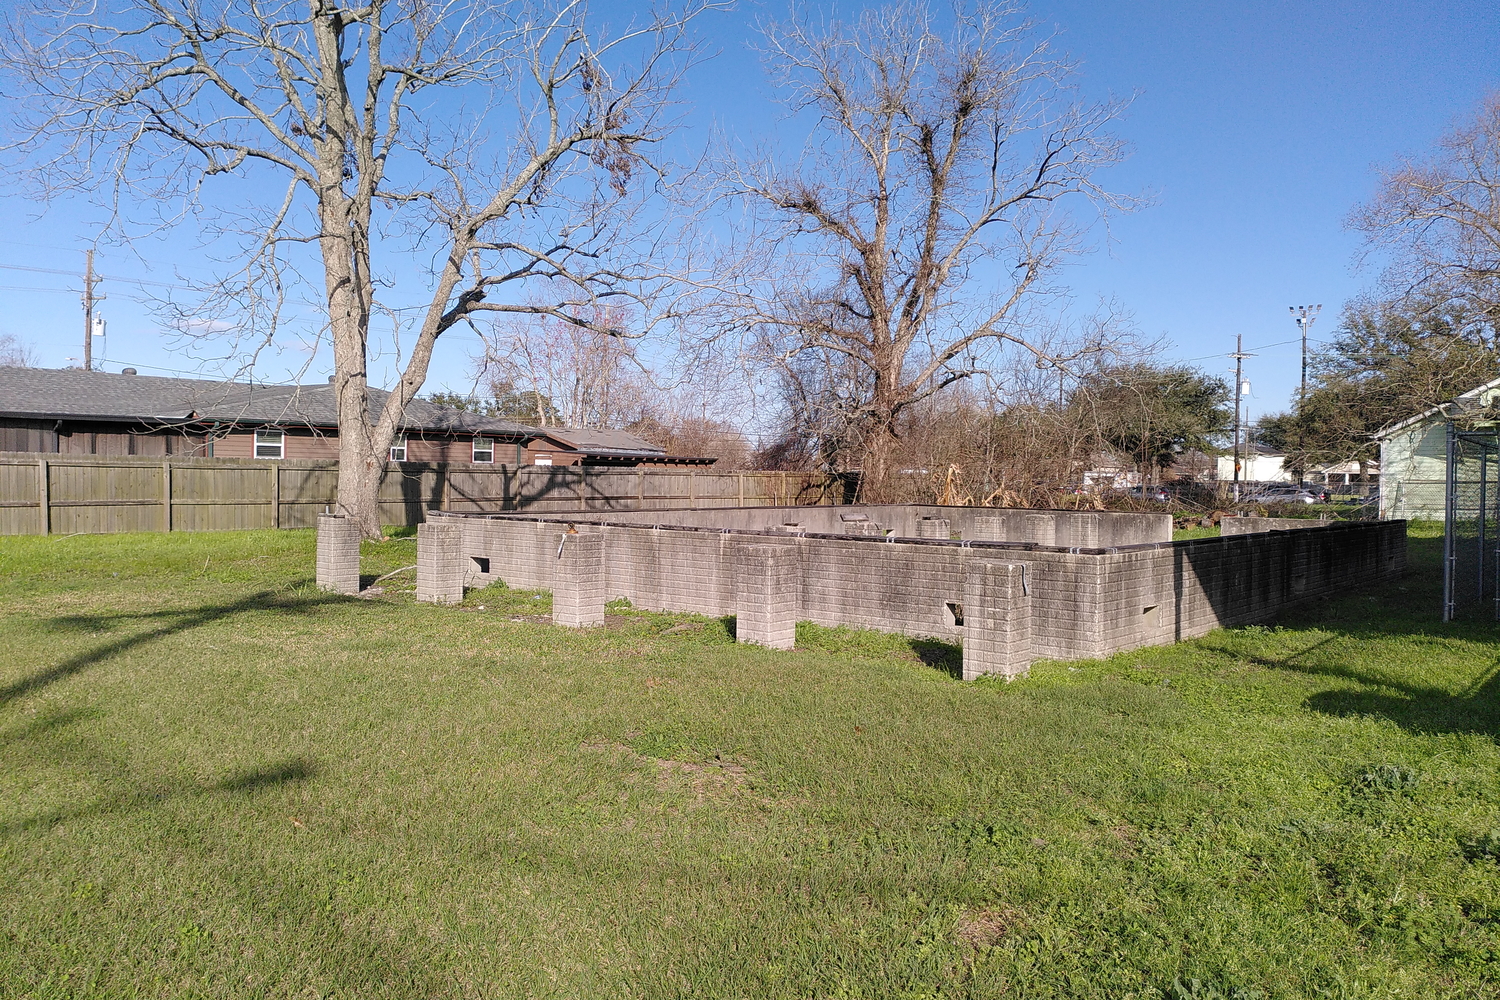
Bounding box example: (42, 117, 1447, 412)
(1444, 424, 1500, 621)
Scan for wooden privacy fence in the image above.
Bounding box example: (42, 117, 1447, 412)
(0, 454, 855, 536)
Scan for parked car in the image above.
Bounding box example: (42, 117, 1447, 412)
(1246, 487, 1319, 505)
(1122, 482, 1219, 506)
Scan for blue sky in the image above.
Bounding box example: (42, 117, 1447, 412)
(0, 0, 1496, 431)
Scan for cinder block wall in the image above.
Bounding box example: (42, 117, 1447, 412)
(522, 503, 1171, 547)
(1095, 519, 1407, 652)
(425, 510, 1406, 663)
(315, 514, 361, 594)
(1221, 516, 1330, 535)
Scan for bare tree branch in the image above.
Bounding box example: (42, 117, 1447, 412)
(708, 0, 1136, 497)
(2, 0, 723, 535)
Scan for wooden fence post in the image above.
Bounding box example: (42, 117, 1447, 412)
(162, 461, 172, 532)
(738, 472, 745, 507)
(37, 459, 49, 535)
(270, 463, 281, 529)
(637, 468, 645, 509)
(689, 470, 696, 506)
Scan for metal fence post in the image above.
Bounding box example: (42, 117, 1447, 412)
(1481, 448, 1488, 605)
(1444, 421, 1457, 622)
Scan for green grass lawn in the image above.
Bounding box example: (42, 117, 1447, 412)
(2, 522, 1499, 998)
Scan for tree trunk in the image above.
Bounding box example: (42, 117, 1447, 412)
(859, 421, 901, 503)
(335, 433, 384, 539)
(320, 191, 388, 540)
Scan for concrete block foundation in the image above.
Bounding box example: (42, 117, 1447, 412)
(963, 561, 1032, 680)
(1221, 515, 1331, 535)
(416, 520, 465, 604)
(316, 514, 360, 594)
(736, 542, 799, 649)
(553, 531, 606, 628)
(416, 505, 1407, 679)
(916, 517, 951, 540)
(1023, 513, 1056, 546)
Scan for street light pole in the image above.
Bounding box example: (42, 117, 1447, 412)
(1289, 303, 1322, 485)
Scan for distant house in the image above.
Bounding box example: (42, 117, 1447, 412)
(1375, 375, 1500, 519)
(1305, 459, 1378, 490)
(0, 366, 712, 468)
(1214, 444, 1291, 484)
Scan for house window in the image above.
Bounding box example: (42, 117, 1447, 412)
(534, 453, 553, 466)
(472, 436, 494, 463)
(254, 429, 285, 459)
(389, 433, 407, 462)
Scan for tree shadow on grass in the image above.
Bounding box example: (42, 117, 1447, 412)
(0, 752, 322, 837)
(1190, 531, 1500, 738)
(1298, 655, 1500, 739)
(0, 583, 341, 709)
(0, 744, 443, 992)
(214, 758, 319, 794)
(1, 587, 458, 992)
(1202, 630, 1500, 737)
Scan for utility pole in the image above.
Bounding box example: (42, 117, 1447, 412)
(1289, 304, 1321, 485)
(1229, 335, 1255, 503)
(81, 250, 105, 371)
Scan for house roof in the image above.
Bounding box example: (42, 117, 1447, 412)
(1375, 374, 1500, 439)
(531, 426, 717, 465)
(536, 426, 667, 458)
(0, 366, 535, 436)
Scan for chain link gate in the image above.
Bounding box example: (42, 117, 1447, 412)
(1444, 422, 1500, 621)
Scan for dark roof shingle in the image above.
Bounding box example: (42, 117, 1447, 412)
(0, 366, 533, 435)
(538, 426, 666, 457)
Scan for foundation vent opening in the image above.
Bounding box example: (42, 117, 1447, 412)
(945, 601, 965, 627)
(471, 556, 491, 574)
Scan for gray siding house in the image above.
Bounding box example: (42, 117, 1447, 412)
(1375, 375, 1500, 520)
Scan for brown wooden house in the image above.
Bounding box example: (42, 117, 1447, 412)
(0, 366, 713, 467)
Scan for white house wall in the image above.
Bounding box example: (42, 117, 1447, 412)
(1380, 421, 1447, 520)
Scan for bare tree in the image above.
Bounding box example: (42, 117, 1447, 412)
(754, 342, 873, 472)
(1351, 91, 1500, 328)
(0, 333, 39, 367)
(629, 406, 751, 467)
(479, 302, 650, 428)
(717, 1, 1132, 499)
(3, 0, 717, 536)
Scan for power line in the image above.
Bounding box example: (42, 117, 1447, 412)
(0, 237, 94, 253)
(0, 262, 81, 279)
(0, 260, 198, 291)
(93, 357, 236, 378)
(1176, 336, 1304, 364)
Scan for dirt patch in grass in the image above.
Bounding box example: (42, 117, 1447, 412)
(956, 906, 1025, 953)
(581, 739, 787, 808)
(660, 621, 705, 635)
(656, 755, 751, 802)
